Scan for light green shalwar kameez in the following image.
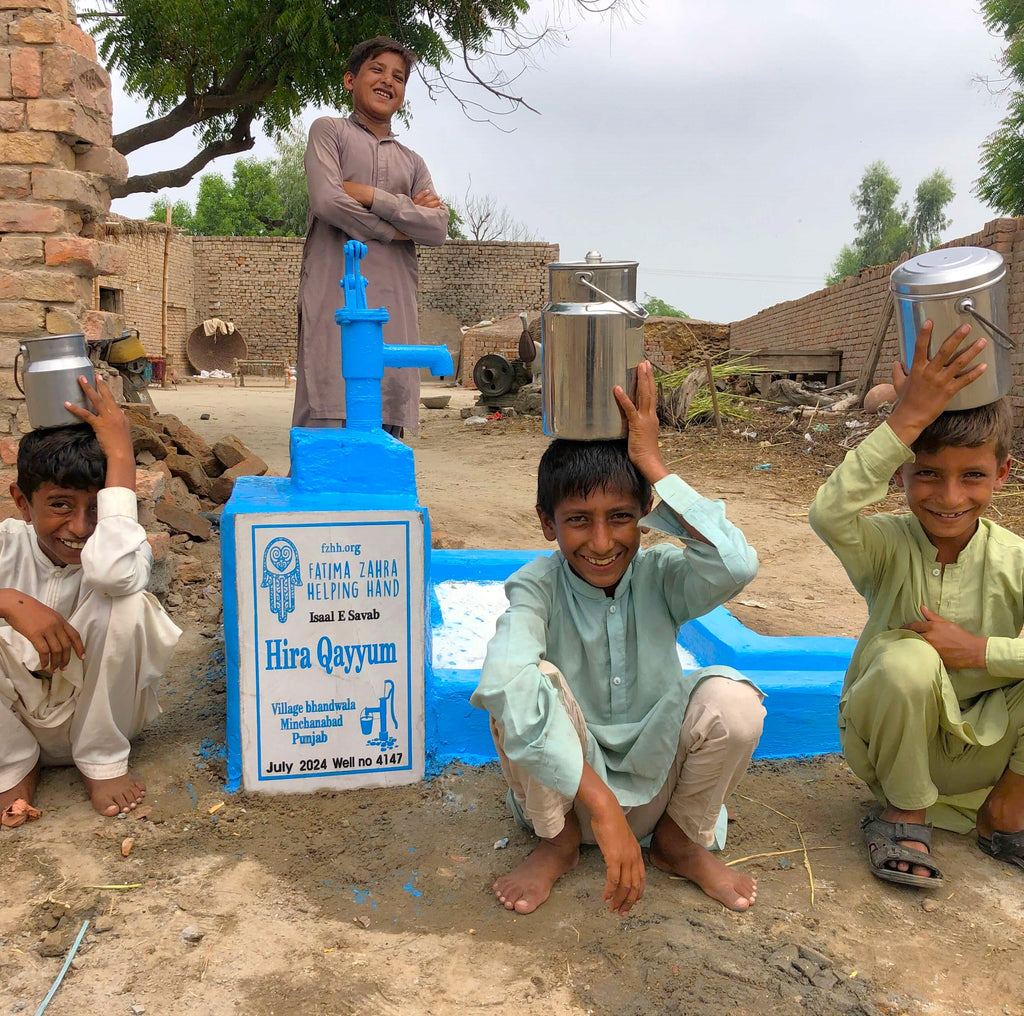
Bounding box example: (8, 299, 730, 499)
(809, 423, 1024, 831)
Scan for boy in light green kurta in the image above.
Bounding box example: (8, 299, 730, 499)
(810, 320, 1024, 887)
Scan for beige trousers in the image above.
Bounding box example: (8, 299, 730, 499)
(0, 589, 181, 790)
(492, 664, 765, 845)
(841, 634, 1024, 812)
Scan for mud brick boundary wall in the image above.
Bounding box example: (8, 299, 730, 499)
(102, 228, 557, 374)
(729, 217, 1024, 426)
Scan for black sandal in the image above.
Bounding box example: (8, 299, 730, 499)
(861, 815, 945, 888)
(978, 828, 1024, 870)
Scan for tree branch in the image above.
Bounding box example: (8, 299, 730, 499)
(111, 112, 256, 196)
(113, 82, 274, 155)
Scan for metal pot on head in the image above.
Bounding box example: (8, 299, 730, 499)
(890, 247, 1013, 411)
(14, 333, 95, 430)
(542, 251, 648, 440)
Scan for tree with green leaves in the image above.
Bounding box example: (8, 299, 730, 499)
(81, 0, 628, 197)
(149, 159, 283, 235)
(826, 161, 954, 285)
(641, 292, 688, 318)
(975, 0, 1024, 212)
(149, 196, 194, 230)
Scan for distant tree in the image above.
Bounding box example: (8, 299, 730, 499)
(641, 292, 689, 318)
(227, 158, 285, 234)
(457, 190, 533, 241)
(446, 198, 466, 240)
(148, 196, 194, 230)
(273, 123, 309, 237)
(190, 172, 243, 235)
(826, 161, 954, 285)
(976, 0, 1024, 213)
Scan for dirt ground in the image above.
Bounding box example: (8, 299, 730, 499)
(2, 381, 1024, 1016)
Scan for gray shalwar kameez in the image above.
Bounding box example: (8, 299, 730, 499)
(293, 113, 448, 432)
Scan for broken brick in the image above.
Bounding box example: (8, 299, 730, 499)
(146, 530, 170, 563)
(131, 424, 168, 461)
(209, 455, 268, 504)
(135, 469, 166, 502)
(212, 434, 253, 470)
(173, 554, 206, 583)
(0, 435, 19, 466)
(154, 503, 211, 542)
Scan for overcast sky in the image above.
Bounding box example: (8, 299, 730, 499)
(109, 0, 1011, 323)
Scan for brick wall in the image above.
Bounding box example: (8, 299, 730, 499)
(729, 217, 1024, 422)
(101, 230, 556, 372)
(0, 0, 127, 375)
(192, 236, 303, 363)
(418, 241, 559, 323)
(103, 222, 193, 367)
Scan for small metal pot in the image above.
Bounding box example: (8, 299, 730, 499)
(890, 247, 1013, 411)
(542, 251, 648, 440)
(15, 333, 95, 430)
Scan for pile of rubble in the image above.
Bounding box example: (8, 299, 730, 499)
(125, 406, 269, 624)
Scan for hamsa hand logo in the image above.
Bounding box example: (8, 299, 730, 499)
(261, 537, 301, 622)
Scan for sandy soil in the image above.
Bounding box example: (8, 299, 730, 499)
(1, 381, 1023, 1016)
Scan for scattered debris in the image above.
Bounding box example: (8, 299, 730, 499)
(1, 798, 41, 828)
(121, 837, 134, 857)
(180, 925, 205, 944)
(493, 837, 509, 850)
(34, 920, 89, 1015)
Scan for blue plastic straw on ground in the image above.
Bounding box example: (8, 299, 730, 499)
(34, 918, 88, 1016)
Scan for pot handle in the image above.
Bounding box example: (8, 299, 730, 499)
(13, 347, 24, 394)
(956, 298, 1016, 350)
(573, 272, 649, 323)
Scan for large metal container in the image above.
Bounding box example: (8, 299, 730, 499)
(542, 251, 647, 439)
(15, 333, 95, 429)
(891, 247, 1014, 411)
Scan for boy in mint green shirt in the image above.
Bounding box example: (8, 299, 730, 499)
(473, 362, 765, 916)
(810, 320, 1024, 887)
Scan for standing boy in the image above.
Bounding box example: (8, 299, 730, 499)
(472, 362, 765, 915)
(810, 321, 1024, 886)
(0, 376, 180, 823)
(293, 36, 449, 437)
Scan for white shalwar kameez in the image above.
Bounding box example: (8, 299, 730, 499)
(0, 487, 181, 790)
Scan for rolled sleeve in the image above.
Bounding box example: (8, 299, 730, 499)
(985, 636, 1024, 680)
(80, 487, 151, 595)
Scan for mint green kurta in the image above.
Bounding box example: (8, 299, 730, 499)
(809, 422, 1024, 803)
(471, 474, 759, 807)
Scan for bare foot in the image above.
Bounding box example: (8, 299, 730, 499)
(81, 771, 146, 816)
(878, 805, 934, 879)
(0, 763, 40, 814)
(649, 814, 757, 912)
(493, 813, 581, 915)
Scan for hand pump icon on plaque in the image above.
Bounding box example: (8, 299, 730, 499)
(361, 679, 399, 750)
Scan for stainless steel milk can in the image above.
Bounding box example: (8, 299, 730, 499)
(15, 333, 96, 429)
(891, 247, 1013, 411)
(542, 251, 648, 439)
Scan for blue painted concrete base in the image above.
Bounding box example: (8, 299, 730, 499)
(426, 550, 855, 774)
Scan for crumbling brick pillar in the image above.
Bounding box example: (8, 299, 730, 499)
(0, 0, 127, 389)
